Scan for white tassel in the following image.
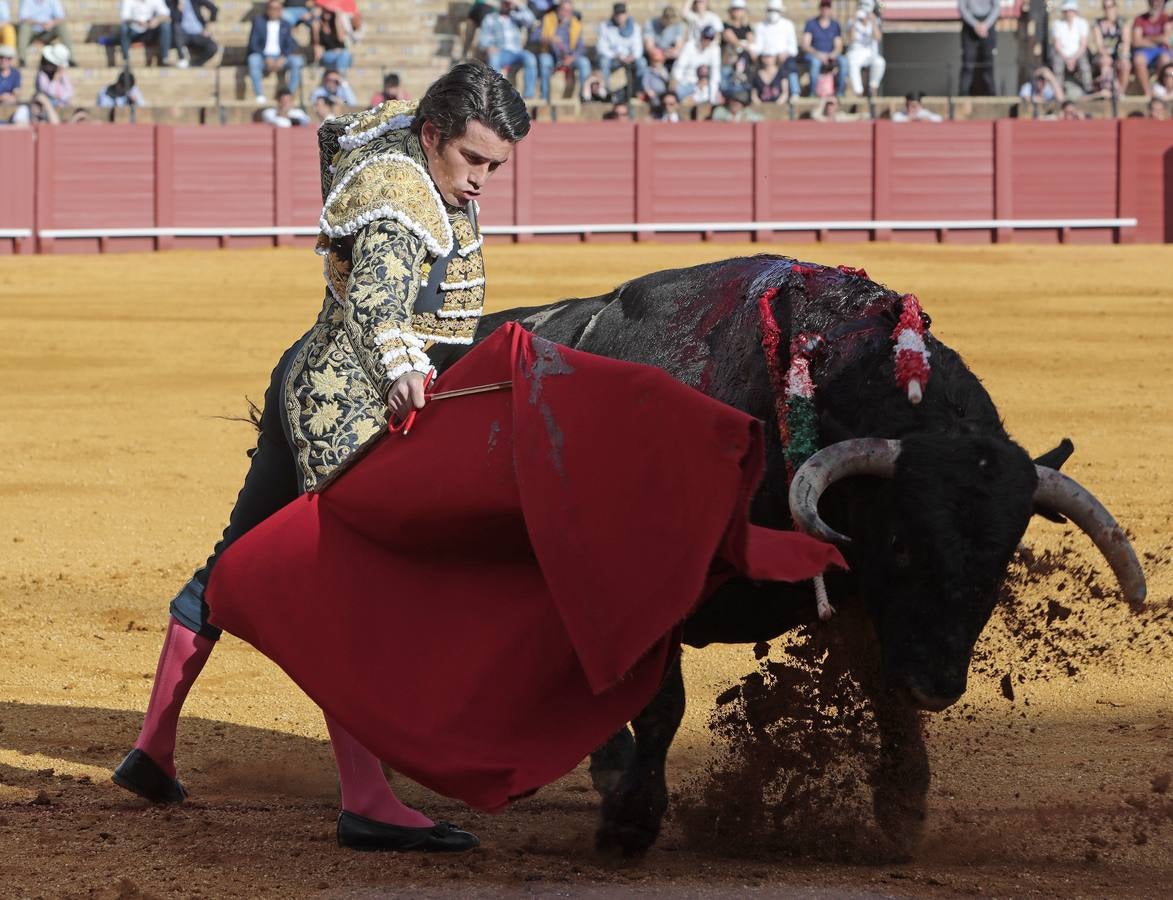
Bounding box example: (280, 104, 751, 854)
(814, 575, 835, 621)
(907, 379, 923, 404)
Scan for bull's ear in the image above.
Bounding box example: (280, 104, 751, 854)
(1033, 437, 1075, 471)
(1032, 438, 1075, 523)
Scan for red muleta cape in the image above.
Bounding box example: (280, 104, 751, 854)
(206, 323, 845, 812)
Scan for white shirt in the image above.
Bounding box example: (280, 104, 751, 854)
(264, 20, 282, 56)
(120, 0, 168, 27)
(597, 19, 644, 60)
(752, 18, 798, 58)
(1051, 16, 1089, 58)
(263, 105, 311, 127)
(892, 107, 942, 123)
(672, 39, 722, 102)
(681, 3, 722, 43)
(849, 13, 881, 54)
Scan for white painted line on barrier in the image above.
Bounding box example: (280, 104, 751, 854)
(34, 218, 1137, 240)
(0, 229, 33, 239)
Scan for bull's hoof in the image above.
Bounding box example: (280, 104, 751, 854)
(595, 774, 668, 858)
(594, 816, 657, 858)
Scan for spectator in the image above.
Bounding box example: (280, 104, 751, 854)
(681, 0, 721, 46)
(34, 39, 69, 106)
(1018, 65, 1063, 107)
(641, 44, 672, 100)
(1, 1, 15, 54)
(752, 0, 799, 97)
(1089, 49, 1119, 97)
(169, 0, 217, 68)
(281, 0, 317, 31)
(312, 8, 354, 74)
(262, 87, 310, 125)
(672, 24, 721, 103)
(0, 43, 19, 101)
(597, 3, 645, 96)
(1050, 0, 1091, 94)
(846, 0, 884, 97)
(1149, 95, 1167, 118)
(721, 0, 753, 88)
(802, 0, 846, 97)
(9, 90, 58, 122)
(15, 0, 72, 66)
(370, 71, 409, 106)
(96, 69, 145, 107)
(892, 90, 942, 122)
(602, 98, 630, 119)
(478, 0, 537, 100)
(655, 87, 681, 119)
(310, 66, 355, 120)
(958, 0, 998, 96)
(538, 0, 591, 102)
(120, 0, 174, 67)
(811, 94, 855, 120)
(644, 5, 685, 67)
(248, 0, 304, 105)
(1131, 0, 1170, 98)
(752, 53, 788, 102)
(710, 87, 760, 120)
(1059, 98, 1085, 119)
(1152, 60, 1173, 98)
(1090, 0, 1130, 95)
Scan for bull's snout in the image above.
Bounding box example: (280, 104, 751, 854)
(907, 684, 962, 712)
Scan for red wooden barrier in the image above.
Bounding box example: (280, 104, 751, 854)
(18, 120, 1156, 253)
(0, 129, 35, 254)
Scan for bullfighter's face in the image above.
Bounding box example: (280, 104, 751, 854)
(421, 118, 515, 208)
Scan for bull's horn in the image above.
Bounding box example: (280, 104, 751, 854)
(788, 439, 901, 544)
(1033, 467, 1147, 610)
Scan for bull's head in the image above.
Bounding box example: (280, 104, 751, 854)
(787, 435, 1146, 712)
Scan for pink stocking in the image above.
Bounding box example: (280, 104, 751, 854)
(325, 713, 433, 828)
(133, 617, 215, 779)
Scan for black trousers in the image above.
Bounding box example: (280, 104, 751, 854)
(959, 24, 997, 96)
(170, 339, 302, 639)
(175, 28, 218, 66)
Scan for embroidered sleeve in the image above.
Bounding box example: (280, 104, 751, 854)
(345, 220, 433, 398)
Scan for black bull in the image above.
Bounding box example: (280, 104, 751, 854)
(432, 255, 1147, 856)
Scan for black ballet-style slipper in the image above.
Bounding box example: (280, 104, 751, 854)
(111, 749, 188, 805)
(336, 811, 480, 853)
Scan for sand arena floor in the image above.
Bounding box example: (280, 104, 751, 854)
(0, 242, 1170, 898)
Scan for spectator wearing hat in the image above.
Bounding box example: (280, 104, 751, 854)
(1131, 0, 1170, 98)
(247, 0, 305, 105)
(598, 3, 645, 97)
(752, 0, 799, 98)
(538, 0, 591, 102)
(710, 87, 760, 120)
(34, 40, 70, 106)
(892, 90, 941, 122)
(845, 0, 884, 97)
(120, 0, 175, 66)
(672, 22, 721, 103)
(1, 1, 15, 54)
(262, 87, 310, 126)
(0, 44, 20, 101)
(721, 1, 754, 87)
(14, 0, 73, 66)
(681, 0, 722, 47)
(96, 68, 145, 108)
(958, 0, 998, 96)
(645, 5, 685, 67)
(478, 0, 537, 99)
(1018, 64, 1063, 110)
(168, 0, 217, 68)
(1050, 0, 1091, 94)
(802, 0, 846, 96)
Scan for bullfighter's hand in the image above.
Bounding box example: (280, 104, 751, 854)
(387, 371, 428, 422)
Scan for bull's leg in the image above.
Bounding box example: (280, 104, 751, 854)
(588, 726, 635, 798)
(869, 689, 929, 858)
(595, 656, 685, 857)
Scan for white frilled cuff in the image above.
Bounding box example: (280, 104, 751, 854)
(374, 327, 433, 382)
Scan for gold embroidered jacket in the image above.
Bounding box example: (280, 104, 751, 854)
(281, 101, 486, 492)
